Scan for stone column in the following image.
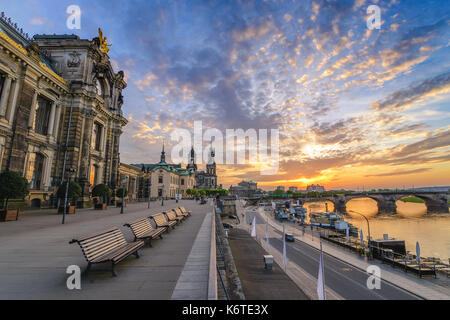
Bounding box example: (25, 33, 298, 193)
(27, 90, 38, 129)
(78, 109, 96, 207)
(0, 75, 12, 117)
(99, 124, 106, 152)
(47, 102, 57, 137)
(52, 105, 62, 138)
(6, 78, 20, 123)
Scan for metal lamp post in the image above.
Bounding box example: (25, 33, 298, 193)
(161, 184, 164, 206)
(349, 210, 372, 259)
(62, 168, 76, 225)
(147, 177, 151, 209)
(120, 176, 127, 214)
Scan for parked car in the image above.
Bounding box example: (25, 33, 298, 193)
(223, 222, 234, 229)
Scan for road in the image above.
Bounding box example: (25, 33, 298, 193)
(243, 207, 421, 300)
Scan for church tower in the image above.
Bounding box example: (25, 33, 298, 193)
(160, 142, 166, 163)
(206, 147, 216, 177)
(186, 145, 197, 171)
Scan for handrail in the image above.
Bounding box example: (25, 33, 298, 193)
(207, 200, 218, 300)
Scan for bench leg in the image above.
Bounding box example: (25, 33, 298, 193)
(148, 239, 153, 247)
(111, 264, 118, 277)
(85, 262, 92, 275)
(159, 234, 163, 239)
(134, 250, 140, 259)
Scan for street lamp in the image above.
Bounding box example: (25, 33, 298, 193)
(62, 168, 76, 225)
(121, 176, 127, 214)
(147, 177, 151, 209)
(161, 184, 164, 206)
(349, 210, 372, 259)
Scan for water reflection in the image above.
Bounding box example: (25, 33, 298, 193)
(302, 198, 450, 261)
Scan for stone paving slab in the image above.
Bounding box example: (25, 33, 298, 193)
(0, 200, 212, 300)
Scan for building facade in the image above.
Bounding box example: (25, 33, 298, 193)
(306, 184, 325, 193)
(229, 180, 258, 198)
(132, 145, 196, 199)
(0, 14, 127, 207)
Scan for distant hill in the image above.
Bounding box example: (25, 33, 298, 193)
(410, 186, 450, 192)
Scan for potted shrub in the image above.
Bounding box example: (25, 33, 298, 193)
(92, 184, 111, 210)
(115, 187, 128, 207)
(0, 171, 29, 222)
(57, 181, 82, 214)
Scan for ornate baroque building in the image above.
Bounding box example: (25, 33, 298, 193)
(132, 144, 196, 199)
(0, 13, 127, 207)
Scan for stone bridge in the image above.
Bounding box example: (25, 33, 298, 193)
(326, 192, 449, 215)
(252, 191, 449, 215)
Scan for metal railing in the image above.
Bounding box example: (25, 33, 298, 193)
(207, 201, 218, 300)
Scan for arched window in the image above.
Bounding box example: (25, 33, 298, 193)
(26, 153, 45, 189)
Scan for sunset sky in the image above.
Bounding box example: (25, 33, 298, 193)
(2, 0, 450, 190)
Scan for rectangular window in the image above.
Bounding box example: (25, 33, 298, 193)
(91, 122, 102, 151)
(34, 96, 51, 135)
(181, 179, 184, 186)
(26, 153, 45, 189)
(158, 176, 163, 184)
(89, 164, 98, 186)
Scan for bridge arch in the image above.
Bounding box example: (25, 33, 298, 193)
(396, 193, 449, 214)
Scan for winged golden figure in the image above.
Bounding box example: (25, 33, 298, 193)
(98, 28, 111, 54)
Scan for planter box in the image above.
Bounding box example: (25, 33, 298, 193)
(95, 203, 107, 210)
(116, 201, 127, 207)
(0, 209, 19, 222)
(58, 206, 76, 214)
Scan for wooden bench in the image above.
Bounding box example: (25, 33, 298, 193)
(151, 212, 177, 231)
(165, 209, 184, 224)
(69, 227, 144, 277)
(124, 217, 166, 247)
(174, 207, 189, 219)
(179, 206, 192, 216)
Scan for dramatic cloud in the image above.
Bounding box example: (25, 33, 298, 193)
(4, 0, 449, 189)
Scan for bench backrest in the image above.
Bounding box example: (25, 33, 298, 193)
(173, 207, 183, 217)
(180, 207, 188, 214)
(70, 227, 127, 262)
(165, 210, 177, 220)
(152, 213, 168, 226)
(126, 218, 155, 238)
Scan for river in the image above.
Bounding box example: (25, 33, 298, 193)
(302, 198, 450, 262)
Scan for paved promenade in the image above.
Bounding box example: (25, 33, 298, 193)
(0, 200, 213, 299)
(228, 228, 309, 300)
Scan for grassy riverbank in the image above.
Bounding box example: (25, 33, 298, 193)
(401, 196, 425, 203)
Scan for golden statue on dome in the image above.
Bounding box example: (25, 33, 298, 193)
(98, 28, 111, 54)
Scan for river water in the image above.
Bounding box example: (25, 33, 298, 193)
(302, 198, 450, 262)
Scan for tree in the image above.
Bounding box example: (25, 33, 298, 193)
(115, 187, 128, 199)
(186, 189, 198, 197)
(56, 181, 82, 205)
(273, 189, 284, 195)
(0, 171, 29, 210)
(92, 184, 112, 204)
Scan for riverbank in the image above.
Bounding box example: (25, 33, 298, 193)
(254, 205, 450, 300)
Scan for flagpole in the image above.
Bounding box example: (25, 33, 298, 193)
(320, 239, 326, 300)
(283, 224, 287, 272)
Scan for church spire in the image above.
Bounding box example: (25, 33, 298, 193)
(160, 142, 166, 163)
